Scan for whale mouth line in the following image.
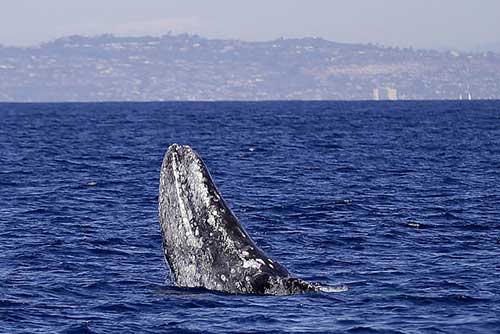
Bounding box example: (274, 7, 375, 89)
(158, 144, 345, 295)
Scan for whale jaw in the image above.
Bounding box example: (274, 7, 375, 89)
(158, 144, 317, 295)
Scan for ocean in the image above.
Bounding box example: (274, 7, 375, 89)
(0, 101, 499, 333)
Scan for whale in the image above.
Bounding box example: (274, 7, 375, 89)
(158, 144, 320, 295)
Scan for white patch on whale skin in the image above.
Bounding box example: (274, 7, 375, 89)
(170, 154, 189, 226)
(242, 258, 263, 269)
(168, 154, 202, 249)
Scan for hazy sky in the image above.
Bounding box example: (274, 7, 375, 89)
(1, 0, 499, 50)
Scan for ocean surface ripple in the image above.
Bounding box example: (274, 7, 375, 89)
(0, 101, 499, 333)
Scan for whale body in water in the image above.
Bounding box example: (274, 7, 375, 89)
(158, 144, 321, 295)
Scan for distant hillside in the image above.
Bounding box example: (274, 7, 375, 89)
(0, 34, 499, 101)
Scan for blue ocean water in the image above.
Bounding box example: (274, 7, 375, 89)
(0, 101, 499, 333)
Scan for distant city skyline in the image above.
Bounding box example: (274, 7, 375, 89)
(2, 34, 499, 102)
(1, 0, 500, 52)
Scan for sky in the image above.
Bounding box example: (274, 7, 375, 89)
(1, 0, 500, 51)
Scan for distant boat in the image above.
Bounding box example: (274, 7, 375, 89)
(468, 93, 472, 100)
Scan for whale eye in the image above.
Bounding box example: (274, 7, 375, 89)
(250, 273, 271, 294)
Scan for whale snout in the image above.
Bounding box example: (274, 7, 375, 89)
(165, 144, 199, 169)
(162, 144, 207, 191)
(167, 143, 194, 160)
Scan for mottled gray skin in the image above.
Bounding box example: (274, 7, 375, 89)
(158, 144, 318, 295)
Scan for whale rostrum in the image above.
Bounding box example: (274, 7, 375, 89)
(158, 144, 319, 295)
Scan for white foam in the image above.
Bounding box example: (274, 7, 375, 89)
(317, 284, 349, 293)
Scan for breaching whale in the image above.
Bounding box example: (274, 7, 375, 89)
(158, 144, 320, 295)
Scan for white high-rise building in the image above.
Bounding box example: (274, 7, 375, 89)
(373, 87, 398, 100)
(386, 87, 398, 100)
